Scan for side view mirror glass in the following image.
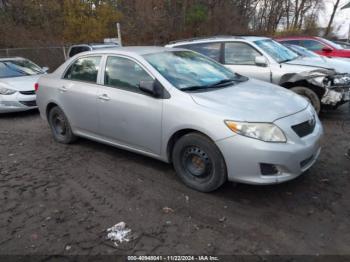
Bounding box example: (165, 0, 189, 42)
(255, 56, 268, 67)
(139, 80, 163, 98)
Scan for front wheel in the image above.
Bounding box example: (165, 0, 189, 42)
(172, 133, 227, 192)
(291, 86, 321, 114)
(48, 106, 77, 144)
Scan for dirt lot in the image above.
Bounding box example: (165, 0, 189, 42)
(0, 105, 349, 256)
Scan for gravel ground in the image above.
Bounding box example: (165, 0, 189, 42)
(0, 105, 349, 256)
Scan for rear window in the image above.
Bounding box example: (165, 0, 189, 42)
(68, 46, 91, 57)
(0, 59, 43, 78)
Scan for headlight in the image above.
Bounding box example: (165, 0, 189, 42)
(333, 75, 350, 86)
(225, 121, 287, 143)
(0, 87, 16, 95)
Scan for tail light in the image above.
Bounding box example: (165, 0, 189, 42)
(34, 83, 39, 92)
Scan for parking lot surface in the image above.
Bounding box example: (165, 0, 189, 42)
(0, 105, 349, 255)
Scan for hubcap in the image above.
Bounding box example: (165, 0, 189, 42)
(53, 114, 67, 136)
(182, 146, 212, 178)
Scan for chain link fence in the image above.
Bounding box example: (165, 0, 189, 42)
(0, 46, 68, 72)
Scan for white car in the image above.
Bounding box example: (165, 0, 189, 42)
(0, 57, 46, 113)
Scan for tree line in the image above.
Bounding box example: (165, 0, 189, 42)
(0, 0, 328, 48)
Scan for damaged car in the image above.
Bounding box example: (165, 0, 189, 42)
(166, 36, 350, 113)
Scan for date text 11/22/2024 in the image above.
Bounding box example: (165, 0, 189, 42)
(127, 256, 220, 261)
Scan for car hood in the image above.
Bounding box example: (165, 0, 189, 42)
(324, 58, 350, 74)
(285, 56, 334, 70)
(0, 74, 42, 91)
(189, 79, 309, 122)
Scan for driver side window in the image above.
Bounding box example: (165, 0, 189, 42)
(104, 56, 153, 92)
(224, 42, 261, 65)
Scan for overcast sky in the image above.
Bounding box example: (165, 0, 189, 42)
(320, 0, 350, 38)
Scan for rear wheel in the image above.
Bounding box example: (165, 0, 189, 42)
(172, 133, 227, 192)
(291, 86, 321, 114)
(48, 106, 77, 144)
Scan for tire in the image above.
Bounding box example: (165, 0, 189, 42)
(48, 106, 77, 144)
(172, 133, 227, 192)
(291, 86, 321, 114)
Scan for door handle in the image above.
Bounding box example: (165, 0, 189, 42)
(59, 86, 68, 92)
(98, 94, 110, 101)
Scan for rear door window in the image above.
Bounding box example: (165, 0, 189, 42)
(179, 42, 222, 62)
(64, 56, 102, 83)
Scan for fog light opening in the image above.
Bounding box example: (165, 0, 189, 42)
(260, 163, 279, 176)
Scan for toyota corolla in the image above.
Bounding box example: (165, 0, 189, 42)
(36, 47, 323, 192)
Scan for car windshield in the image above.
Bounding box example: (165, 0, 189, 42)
(318, 37, 344, 49)
(143, 51, 246, 91)
(0, 59, 43, 78)
(255, 39, 299, 63)
(286, 44, 319, 58)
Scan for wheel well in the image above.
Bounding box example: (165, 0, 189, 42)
(167, 129, 209, 162)
(281, 80, 326, 98)
(46, 102, 58, 119)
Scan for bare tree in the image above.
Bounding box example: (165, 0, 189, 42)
(325, 0, 341, 37)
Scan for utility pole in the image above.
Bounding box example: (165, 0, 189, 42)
(117, 23, 122, 46)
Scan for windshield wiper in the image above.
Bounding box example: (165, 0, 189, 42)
(181, 85, 209, 91)
(208, 78, 236, 87)
(181, 78, 241, 91)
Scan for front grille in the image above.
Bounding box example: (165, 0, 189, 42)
(19, 100, 37, 107)
(292, 120, 315, 138)
(19, 90, 35, 95)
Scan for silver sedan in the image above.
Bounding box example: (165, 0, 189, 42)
(36, 47, 323, 192)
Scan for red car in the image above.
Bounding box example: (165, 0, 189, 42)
(275, 36, 350, 59)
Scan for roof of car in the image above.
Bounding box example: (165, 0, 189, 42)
(275, 36, 320, 41)
(0, 57, 25, 61)
(167, 35, 270, 45)
(85, 46, 187, 56)
(70, 43, 119, 48)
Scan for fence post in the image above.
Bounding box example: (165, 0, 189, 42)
(5, 48, 9, 57)
(62, 46, 67, 60)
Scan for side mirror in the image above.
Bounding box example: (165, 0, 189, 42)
(255, 56, 268, 67)
(139, 80, 163, 98)
(322, 46, 332, 53)
(42, 67, 49, 73)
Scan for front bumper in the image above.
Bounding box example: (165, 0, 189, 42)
(216, 107, 323, 185)
(0, 92, 37, 113)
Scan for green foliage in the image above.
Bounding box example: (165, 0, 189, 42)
(185, 4, 208, 26)
(63, 0, 122, 43)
